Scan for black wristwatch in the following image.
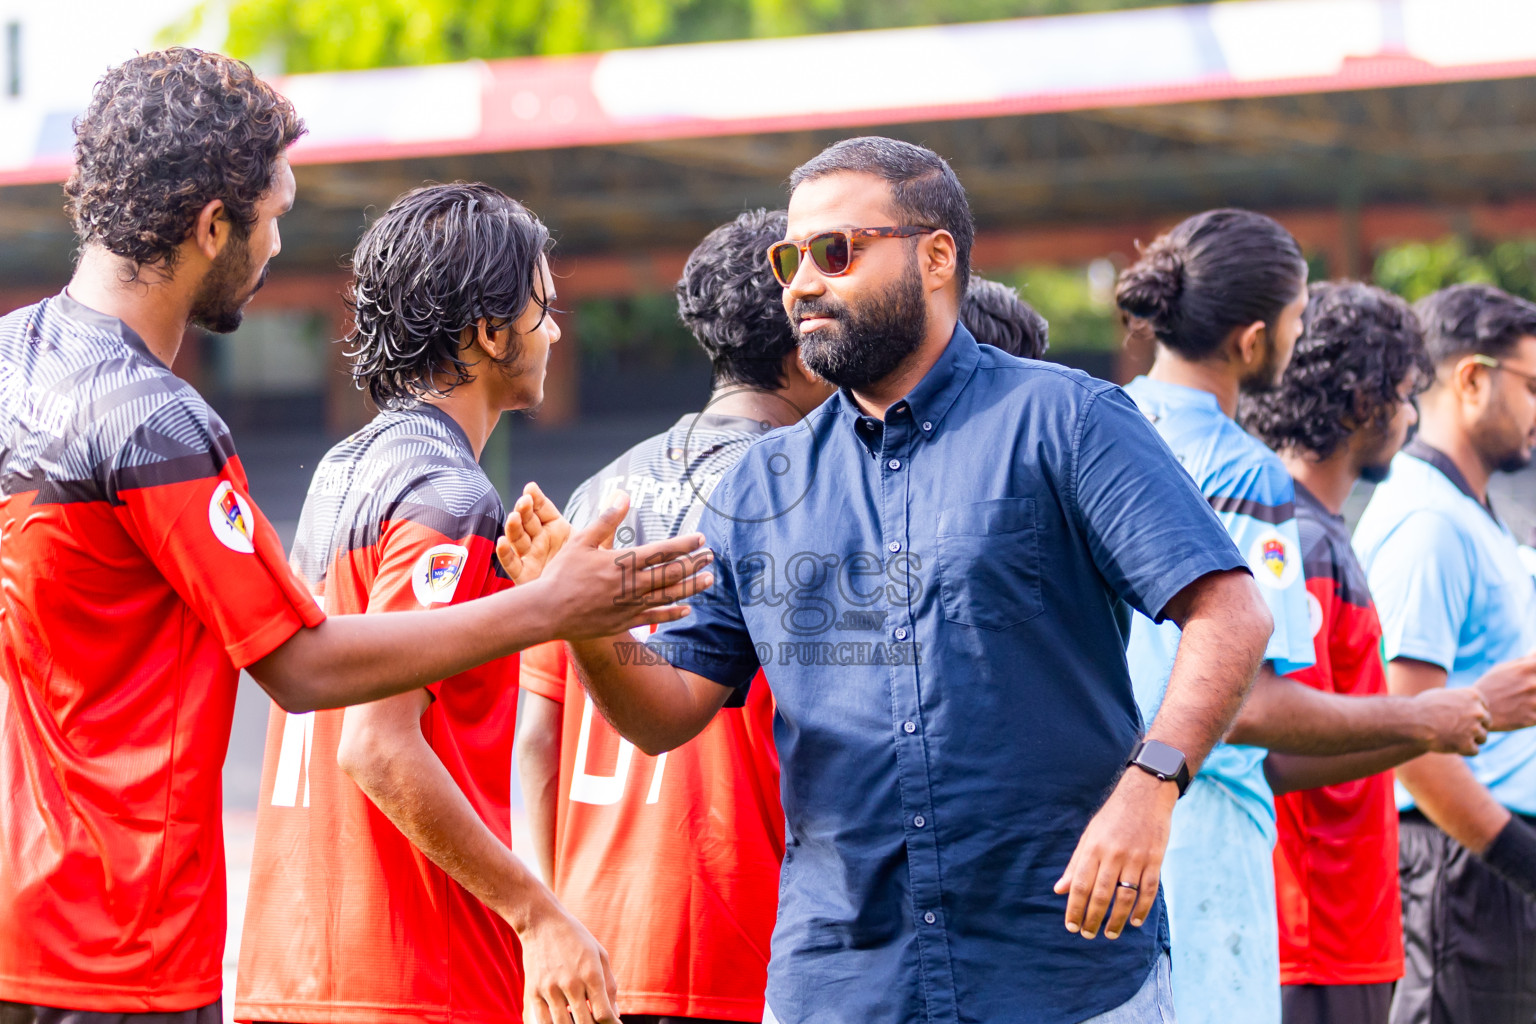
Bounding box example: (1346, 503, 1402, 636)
(1127, 739, 1191, 796)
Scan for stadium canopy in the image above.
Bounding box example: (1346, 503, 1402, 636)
(3, 0, 1536, 425)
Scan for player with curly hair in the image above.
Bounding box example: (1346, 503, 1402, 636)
(0, 52, 708, 1023)
(961, 275, 1048, 359)
(1239, 282, 1492, 1024)
(514, 208, 832, 1024)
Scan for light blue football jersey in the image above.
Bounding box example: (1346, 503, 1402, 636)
(1355, 443, 1536, 814)
(1124, 376, 1315, 838)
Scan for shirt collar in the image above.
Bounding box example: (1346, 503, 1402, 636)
(409, 402, 475, 456)
(833, 321, 981, 436)
(1126, 375, 1224, 416)
(50, 289, 164, 367)
(1403, 437, 1497, 520)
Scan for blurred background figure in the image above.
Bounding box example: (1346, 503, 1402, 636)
(962, 275, 1049, 359)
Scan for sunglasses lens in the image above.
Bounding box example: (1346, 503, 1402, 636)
(770, 243, 799, 286)
(810, 232, 850, 275)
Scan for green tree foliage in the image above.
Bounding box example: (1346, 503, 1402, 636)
(214, 0, 1210, 73)
(1373, 236, 1536, 304)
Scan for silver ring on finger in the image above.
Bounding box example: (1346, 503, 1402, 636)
(1115, 880, 1140, 893)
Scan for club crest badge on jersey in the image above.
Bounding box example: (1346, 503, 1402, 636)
(1247, 529, 1300, 590)
(412, 543, 469, 606)
(208, 480, 256, 554)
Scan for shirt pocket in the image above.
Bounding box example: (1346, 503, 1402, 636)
(936, 497, 1043, 630)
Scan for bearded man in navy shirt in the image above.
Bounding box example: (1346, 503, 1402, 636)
(567, 137, 1274, 1024)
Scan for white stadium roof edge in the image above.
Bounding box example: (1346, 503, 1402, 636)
(2, 0, 1535, 186)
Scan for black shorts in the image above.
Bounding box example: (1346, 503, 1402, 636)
(0, 1003, 220, 1024)
(624, 1017, 755, 1024)
(1282, 982, 1392, 1024)
(1393, 811, 1536, 1024)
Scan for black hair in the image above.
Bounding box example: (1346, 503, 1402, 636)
(1116, 208, 1307, 360)
(676, 208, 795, 391)
(961, 276, 1049, 359)
(346, 182, 552, 409)
(65, 48, 305, 275)
(789, 136, 974, 294)
(1240, 281, 1432, 459)
(1413, 283, 1536, 367)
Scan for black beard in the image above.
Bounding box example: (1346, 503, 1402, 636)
(1496, 449, 1532, 474)
(1358, 462, 1393, 485)
(190, 235, 263, 334)
(792, 261, 927, 391)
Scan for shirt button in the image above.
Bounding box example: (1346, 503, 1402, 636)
(903, 721, 916, 734)
(922, 421, 933, 432)
(887, 458, 901, 470)
(887, 541, 901, 553)
(894, 627, 908, 641)
(914, 815, 926, 828)
(924, 911, 937, 924)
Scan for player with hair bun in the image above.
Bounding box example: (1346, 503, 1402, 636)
(1120, 211, 1485, 1024)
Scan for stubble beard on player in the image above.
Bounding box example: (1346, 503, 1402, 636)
(190, 232, 265, 335)
(793, 260, 929, 392)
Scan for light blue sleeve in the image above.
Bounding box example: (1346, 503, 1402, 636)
(1216, 485, 1314, 675)
(1363, 510, 1472, 672)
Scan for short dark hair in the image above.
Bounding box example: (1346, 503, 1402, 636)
(676, 209, 795, 391)
(1241, 281, 1432, 459)
(346, 182, 552, 410)
(64, 48, 305, 274)
(1116, 208, 1307, 360)
(789, 136, 974, 294)
(1413, 283, 1536, 367)
(961, 276, 1048, 359)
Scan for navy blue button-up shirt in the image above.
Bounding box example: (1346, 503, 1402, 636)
(653, 326, 1244, 1024)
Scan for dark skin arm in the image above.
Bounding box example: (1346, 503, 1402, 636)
(339, 690, 618, 1024)
(1054, 567, 1270, 941)
(1390, 657, 1511, 854)
(248, 495, 713, 714)
(516, 688, 565, 886)
(1266, 744, 1423, 796)
(566, 632, 736, 758)
(1228, 666, 1488, 756)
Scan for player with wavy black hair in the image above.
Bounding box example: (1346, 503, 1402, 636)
(962, 275, 1049, 359)
(1242, 281, 1433, 469)
(677, 208, 800, 391)
(65, 47, 305, 329)
(346, 182, 553, 409)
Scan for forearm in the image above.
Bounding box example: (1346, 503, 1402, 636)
(1265, 744, 1423, 795)
(340, 716, 559, 932)
(1396, 754, 1511, 854)
(567, 633, 726, 755)
(1152, 578, 1269, 773)
(1228, 670, 1431, 755)
(515, 692, 563, 885)
(252, 583, 562, 712)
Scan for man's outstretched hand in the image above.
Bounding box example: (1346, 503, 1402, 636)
(498, 482, 572, 585)
(533, 491, 715, 641)
(1053, 767, 1178, 941)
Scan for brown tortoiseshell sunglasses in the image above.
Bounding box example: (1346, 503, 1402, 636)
(767, 226, 938, 287)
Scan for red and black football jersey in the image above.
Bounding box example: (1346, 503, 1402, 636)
(1274, 482, 1404, 986)
(0, 293, 325, 1012)
(236, 405, 522, 1024)
(519, 413, 784, 1021)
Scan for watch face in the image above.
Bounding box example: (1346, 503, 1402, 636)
(1139, 740, 1185, 778)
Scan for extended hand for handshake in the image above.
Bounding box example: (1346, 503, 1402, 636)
(496, 481, 715, 638)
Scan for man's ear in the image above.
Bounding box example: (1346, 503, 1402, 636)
(1451, 355, 1493, 404)
(191, 199, 230, 262)
(468, 318, 513, 362)
(921, 230, 958, 293)
(1234, 320, 1267, 369)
